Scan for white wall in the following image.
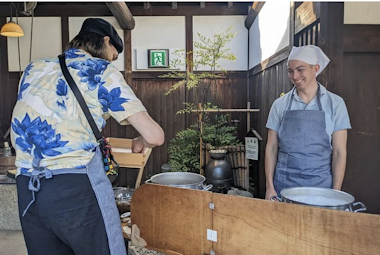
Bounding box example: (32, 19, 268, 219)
(249, 1, 290, 69)
(7, 17, 62, 71)
(132, 16, 186, 71)
(7, 15, 248, 72)
(69, 17, 125, 71)
(193, 16, 248, 71)
(344, 2, 380, 24)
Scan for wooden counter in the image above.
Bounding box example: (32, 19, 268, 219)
(131, 184, 380, 255)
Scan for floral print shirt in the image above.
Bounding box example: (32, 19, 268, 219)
(11, 48, 146, 175)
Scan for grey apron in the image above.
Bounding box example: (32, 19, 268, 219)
(274, 85, 332, 195)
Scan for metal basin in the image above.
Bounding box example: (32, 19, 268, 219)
(271, 187, 366, 212)
(146, 172, 212, 191)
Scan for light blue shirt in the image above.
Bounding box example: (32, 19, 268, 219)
(266, 84, 351, 146)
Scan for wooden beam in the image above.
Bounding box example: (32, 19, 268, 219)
(144, 2, 151, 10)
(172, 2, 177, 10)
(124, 30, 132, 85)
(185, 16, 193, 73)
(0, 4, 249, 17)
(200, 2, 205, 9)
(105, 2, 135, 30)
(289, 1, 295, 48)
(248, 47, 289, 77)
(61, 16, 69, 51)
(318, 2, 344, 93)
(295, 2, 320, 34)
(244, 2, 265, 29)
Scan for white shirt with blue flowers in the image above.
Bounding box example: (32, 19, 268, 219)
(11, 48, 146, 175)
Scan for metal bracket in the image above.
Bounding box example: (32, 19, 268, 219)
(207, 229, 217, 242)
(209, 202, 215, 210)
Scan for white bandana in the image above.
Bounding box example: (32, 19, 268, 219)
(287, 45, 330, 76)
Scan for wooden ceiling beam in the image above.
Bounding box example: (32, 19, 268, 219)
(105, 2, 135, 30)
(244, 2, 265, 29)
(144, 2, 151, 10)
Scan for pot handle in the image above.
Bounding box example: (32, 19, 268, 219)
(352, 202, 367, 212)
(270, 196, 282, 202)
(145, 179, 152, 184)
(203, 184, 213, 191)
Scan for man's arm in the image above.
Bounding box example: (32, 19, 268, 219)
(265, 129, 279, 199)
(127, 111, 165, 153)
(331, 129, 348, 190)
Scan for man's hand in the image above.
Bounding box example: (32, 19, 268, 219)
(132, 137, 146, 153)
(265, 187, 278, 200)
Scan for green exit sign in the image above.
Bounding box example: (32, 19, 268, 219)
(148, 49, 169, 68)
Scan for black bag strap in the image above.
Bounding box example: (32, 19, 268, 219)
(58, 54, 102, 141)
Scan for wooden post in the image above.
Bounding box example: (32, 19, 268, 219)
(245, 102, 251, 190)
(105, 2, 135, 30)
(199, 103, 203, 175)
(318, 2, 344, 93)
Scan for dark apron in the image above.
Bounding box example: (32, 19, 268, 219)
(21, 147, 126, 255)
(274, 85, 332, 195)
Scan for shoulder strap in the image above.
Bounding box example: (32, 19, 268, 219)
(58, 54, 102, 141)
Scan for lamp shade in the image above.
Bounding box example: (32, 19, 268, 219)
(1, 21, 24, 37)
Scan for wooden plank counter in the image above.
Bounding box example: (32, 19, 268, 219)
(131, 184, 380, 255)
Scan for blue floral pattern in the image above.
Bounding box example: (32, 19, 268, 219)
(56, 79, 68, 109)
(11, 114, 68, 159)
(68, 58, 109, 91)
(17, 63, 34, 100)
(99, 86, 128, 112)
(65, 48, 85, 59)
(11, 48, 146, 174)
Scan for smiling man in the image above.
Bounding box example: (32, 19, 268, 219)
(264, 45, 351, 200)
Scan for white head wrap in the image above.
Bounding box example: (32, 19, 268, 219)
(287, 45, 330, 76)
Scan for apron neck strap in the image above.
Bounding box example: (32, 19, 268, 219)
(287, 84, 323, 111)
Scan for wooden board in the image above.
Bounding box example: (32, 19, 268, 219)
(131, 184, 213, 255)
(107, 137, 151, 167)
(212, 193, 380, 255)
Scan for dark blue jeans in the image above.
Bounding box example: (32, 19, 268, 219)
(17, 174, 111, 255)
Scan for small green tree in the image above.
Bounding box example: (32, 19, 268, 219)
(161, 27, 237, 109)
(162, 27, 239, 172)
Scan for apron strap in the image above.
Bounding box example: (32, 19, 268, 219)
(287, 84, 323, 111)
(22, 168, 53, 217)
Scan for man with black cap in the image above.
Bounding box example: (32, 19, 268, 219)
(11, 18, 164, 255)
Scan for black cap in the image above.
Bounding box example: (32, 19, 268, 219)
(79, 18, 123, 53)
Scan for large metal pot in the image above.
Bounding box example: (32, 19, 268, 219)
(271, 187, 366, 212)
(146, 172, 212, 191)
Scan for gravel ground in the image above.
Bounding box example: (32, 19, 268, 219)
(128, 243, 168, 255)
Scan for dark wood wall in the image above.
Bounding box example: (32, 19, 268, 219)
(340, 25, 380, 214)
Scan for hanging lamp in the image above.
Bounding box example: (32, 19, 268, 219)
(0, 3, 24, 37)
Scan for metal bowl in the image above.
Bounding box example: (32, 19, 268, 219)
(147, 172, 212, 190)
(272, 187, 366, 212)
(113, 187, 134, 214)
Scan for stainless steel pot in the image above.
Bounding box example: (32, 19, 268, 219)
(270, 187, 366, 212)
(146, 172, 212, 191)
(113, 187, 134, 214)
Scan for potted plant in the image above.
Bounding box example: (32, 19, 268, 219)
(161, 27, 240, 173)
